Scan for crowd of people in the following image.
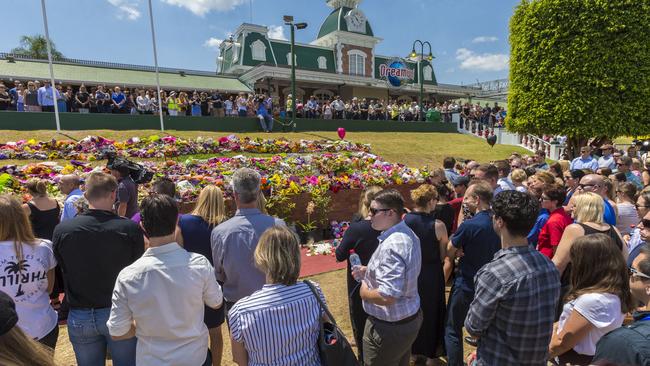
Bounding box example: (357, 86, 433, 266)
(0, 80, 483, 124)
(3, 141, 650, 366)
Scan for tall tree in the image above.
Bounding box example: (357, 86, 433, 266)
(11, 34, 64, 60)
(506, 0, 650, 154)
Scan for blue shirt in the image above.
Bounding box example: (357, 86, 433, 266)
(61, 188, 83, 222)
(256, 102, 268, 116)
(598, 155, 617, 170)
(604, 199, 617, 226)
(112, 92, 125, 108)
(450, 210, 501, 292)
(625, 172, 643, 190)
(445, 168, 460, 183)
(37, 86, 60, 106)
(210, 208, 285, 302)
(527, 209, 550, 246)
(178, 214, 215, 266)
(570, 156, 599, 171)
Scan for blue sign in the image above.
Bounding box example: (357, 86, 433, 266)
(379, 58, 415, 88)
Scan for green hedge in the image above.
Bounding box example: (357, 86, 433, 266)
(0, 112, 459, 133)
(507, 0, 650, 140)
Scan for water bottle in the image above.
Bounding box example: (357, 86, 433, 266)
(349, 249, 362, 282)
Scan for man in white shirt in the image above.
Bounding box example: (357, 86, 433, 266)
(107, 194, 223, 366)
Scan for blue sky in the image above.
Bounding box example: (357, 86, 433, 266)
(2, 0, 519, 85)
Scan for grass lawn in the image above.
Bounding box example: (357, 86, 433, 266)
(0, 130, 530, 167)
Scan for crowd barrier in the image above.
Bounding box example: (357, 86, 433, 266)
(0, 111, 459, 133)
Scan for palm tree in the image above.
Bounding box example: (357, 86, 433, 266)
(11, 35, 64, 60)
(4, 260, 29, 274)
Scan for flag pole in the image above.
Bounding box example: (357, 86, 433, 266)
(147, 0, 165, 132)
(40, 0, 61, 132)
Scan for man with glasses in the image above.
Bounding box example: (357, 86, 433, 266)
(598, 144, 617, 170)
(592, 245, 650, 365)
(570, 146, 599, 171)
(617, 156, 643, 189)
(353, 189, 422, 366)
(444, 181, 501, 366)
(577, 174, 617, 225)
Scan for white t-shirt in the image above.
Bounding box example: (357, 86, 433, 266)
(558, 292, 624, 356)
(0, 240, 57, 339)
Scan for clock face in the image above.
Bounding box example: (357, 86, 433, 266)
(345, 9, 367, 33)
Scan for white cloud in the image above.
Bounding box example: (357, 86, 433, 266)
(455, 48, 509, 71)
(161, 0, 246, 16)
(472, 36, 499, 43)
(267, 25, 287, 41)
(203, 37, 224, 49)
(107, 0, 141, 20)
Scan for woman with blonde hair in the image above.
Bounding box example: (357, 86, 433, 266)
(554, 192, 626, 276)
(230, 226, 326, 366)
(335, 185, 382, 361)
(548, 234, 631, 365)
(0, 291, 55, 366)
(178, 185, 228, 366)
(405, 184, 449, 365)
(0, 195, 58, 349)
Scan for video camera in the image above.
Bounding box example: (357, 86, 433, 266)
(106, 152, 154, 184)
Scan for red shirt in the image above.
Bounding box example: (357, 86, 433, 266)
(537, 207, 573, 259)
(449, 197, 463, 234)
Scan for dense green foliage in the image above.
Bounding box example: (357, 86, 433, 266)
(506, 0, 650, 140)
(12, 35, 64, 60)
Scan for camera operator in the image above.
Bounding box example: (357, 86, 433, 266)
(109, 162, 139, 218)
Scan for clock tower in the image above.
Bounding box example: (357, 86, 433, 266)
(314, 0, 381, 77)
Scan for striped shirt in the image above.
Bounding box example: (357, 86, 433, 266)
(228, 281, 325, 366)
(362, 220, 421, 322)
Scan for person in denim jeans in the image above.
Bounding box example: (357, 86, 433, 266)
(53, 172, 144, 366)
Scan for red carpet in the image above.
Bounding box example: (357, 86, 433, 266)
(299, 247, 347, 278)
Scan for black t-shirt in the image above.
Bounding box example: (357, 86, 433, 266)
(76, 92, 89, 106)
(0, 92, 10, 109)
(52, 210, 145, 309)
(212, 94, 223, 108)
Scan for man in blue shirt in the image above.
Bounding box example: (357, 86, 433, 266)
(37, 80, 59, 112)
(111, 86, 126, 113)
(444, 181, 501, 366)
(443, 157, 460, 183)
(569, 146, 599, 171)
(58, 174, 83, 221)
(578, 174, 617, 225)
(256, 95, 273, 133)
(598, 144, 617, 170)
(8, 80, 21, 111)
(617, 156, 643, 189)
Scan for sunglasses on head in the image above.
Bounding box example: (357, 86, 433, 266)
(629, 267, 650, 280)
(369, 207, 392, 216)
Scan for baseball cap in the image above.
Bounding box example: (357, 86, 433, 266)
(0, 291, 18, 336)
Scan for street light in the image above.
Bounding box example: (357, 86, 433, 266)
(284, 15, 307, 132)
(409, 40, 434, 121)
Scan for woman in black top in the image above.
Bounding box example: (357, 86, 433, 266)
(0, 84, 10, 110)
(22, 179, 60, 241)
(335, 186, 382, 362)
(433, 181, 455, 235)
(404, 184, 449, 365)
(75, 85, 90, 112)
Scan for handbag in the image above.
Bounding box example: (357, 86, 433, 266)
(303, 280, 360, 366)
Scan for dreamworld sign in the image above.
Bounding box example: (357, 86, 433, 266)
(379, 58, 415, 88)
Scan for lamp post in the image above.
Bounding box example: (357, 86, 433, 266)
(284, 15, 307, 132)
(409, 40, 434, 121)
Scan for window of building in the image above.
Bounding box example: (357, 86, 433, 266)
(423, 65, 433, 81)
(286, 53, 297, 66)
(251, 40, 267, 62)
(347, 50, 366, 76)
(317, 56, 327, 70)
(313, 89, 334, 103)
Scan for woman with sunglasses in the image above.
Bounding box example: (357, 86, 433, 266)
(335, 186, 382, 362)
(548, 233, 631, 365)
(563, 169, 586, 206)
